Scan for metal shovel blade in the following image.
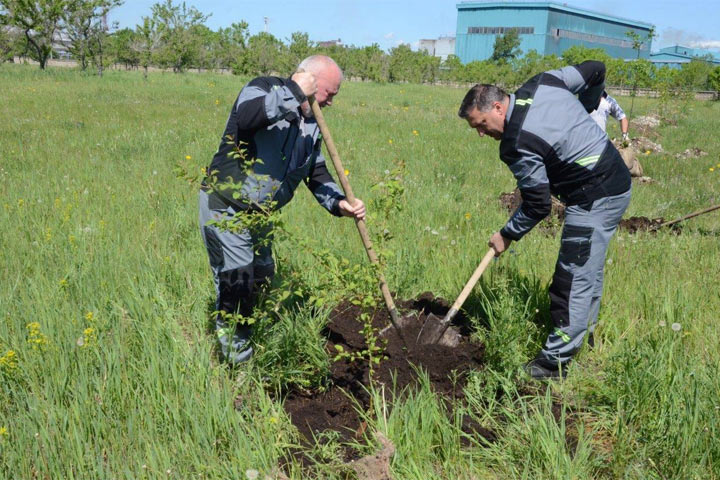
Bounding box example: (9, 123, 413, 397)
(415, 310, 461, 347)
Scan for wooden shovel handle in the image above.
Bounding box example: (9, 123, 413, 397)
(309, 97, 402, 326)
(450, 248, 496, 313)
(656, 203, 720, 229)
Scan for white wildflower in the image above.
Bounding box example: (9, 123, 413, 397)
(246, 469, 259, 480)
(671, 323, 681, 331)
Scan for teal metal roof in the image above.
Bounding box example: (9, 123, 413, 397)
(650, 50, 720, 64)
(456, 1, 654, 29)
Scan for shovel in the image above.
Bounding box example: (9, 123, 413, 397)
(417, 248, 496, 346)
(309, 96, 412, 344)
(651, 203, 720, 231)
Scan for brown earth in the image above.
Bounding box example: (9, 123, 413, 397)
(675, 147, 708, 160)
(500, 189, 566, 218)
(283, 293, 489, 455)
(618, 216, 684, 234)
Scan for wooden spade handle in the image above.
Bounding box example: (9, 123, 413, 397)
(656, 203, 720, 229)
(309, 97, 403, 328)
(450, 248, 496, 313)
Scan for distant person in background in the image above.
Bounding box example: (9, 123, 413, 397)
(591, 91, 644, 176)
(590, 91, 629, 141)
(199, 55, 365, 365)
(458, 61, 631, 380)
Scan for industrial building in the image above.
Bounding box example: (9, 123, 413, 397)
(418, 36, 456, 61)
(455, 1, 654, 63)
(650, 45, 720, 69)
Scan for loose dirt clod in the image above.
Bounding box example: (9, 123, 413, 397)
(619, 216, 664, 233)
(675, 147, 708, 160)
(632, 115, 661, 130)
(499, 189, 565, 219)
(283, 293, 485, 452)
(630, 136, 664, 154)
(347, 432, 395, 480)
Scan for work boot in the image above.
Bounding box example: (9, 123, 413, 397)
(524, 358, 568, 380)
(215, 319, 253, 365)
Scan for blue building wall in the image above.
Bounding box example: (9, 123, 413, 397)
(456, 2, 653, 63)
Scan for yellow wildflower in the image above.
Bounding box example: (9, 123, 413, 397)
(412, 130, 419, 136)
(710, 168, 715, 172)
(344, 169, 349, 176)
(26, 322, 48, 351)
(464, 212, 471, 220)
(185, 155, 192, 160)
(269, 416, 278, 424)
(59, 278, 68, 288)
(645, 150, 650, 155)
(0, 350, 18, 372)
(79, 327, 96, 348)
(0, 426, 8, 438)
(388, 139, 393, 144)
(85, 312, 94, 322)
(17, 199, 24, 208)
(215, 99, 219, 105)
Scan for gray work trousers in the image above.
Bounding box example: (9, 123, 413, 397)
(198, 190, 275, 362)
(538, 188, 631, 367)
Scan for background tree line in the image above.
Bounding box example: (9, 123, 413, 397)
(2, 0, 720, 91)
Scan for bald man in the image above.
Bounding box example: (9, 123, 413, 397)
(199, 55, 365, 365)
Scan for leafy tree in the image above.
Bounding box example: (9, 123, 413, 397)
(491, 29, 522, 64)
(133, 16, 158, 78)
(0, 22, 24, 61)
(676, 59, 714, 90)
(213, 21, 247, 71)
(287, 31, 312, 68)
(625, 27, 656, 116)
(355, 43, 388, 82)
(512, 49, 563, 84)
(150, 0, 209, 72)
(709, 66, 720, 93)
(0, 0, 65, 69)
(63, 0, 121, 72)
(107, 26, 138, 69)
(561, 45, 610, 65)
(236, 31, 286, 75)
(388, 43, 416, 82)
(439, 54, 463, 82)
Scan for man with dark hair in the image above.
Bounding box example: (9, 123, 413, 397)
(590, 91, 629, 141)
(459, 61, 631, 379)
(199, 55, 365, 365)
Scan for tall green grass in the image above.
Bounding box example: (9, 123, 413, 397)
(1, 63, 719, 479)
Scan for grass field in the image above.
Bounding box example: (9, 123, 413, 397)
(1, 64, 719, 479)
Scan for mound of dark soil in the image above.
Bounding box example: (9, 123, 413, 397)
(283, 293, 486, 451)
(619, 216, 683, 234)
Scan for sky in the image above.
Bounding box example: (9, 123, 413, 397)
(109, 0, 720, 53)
